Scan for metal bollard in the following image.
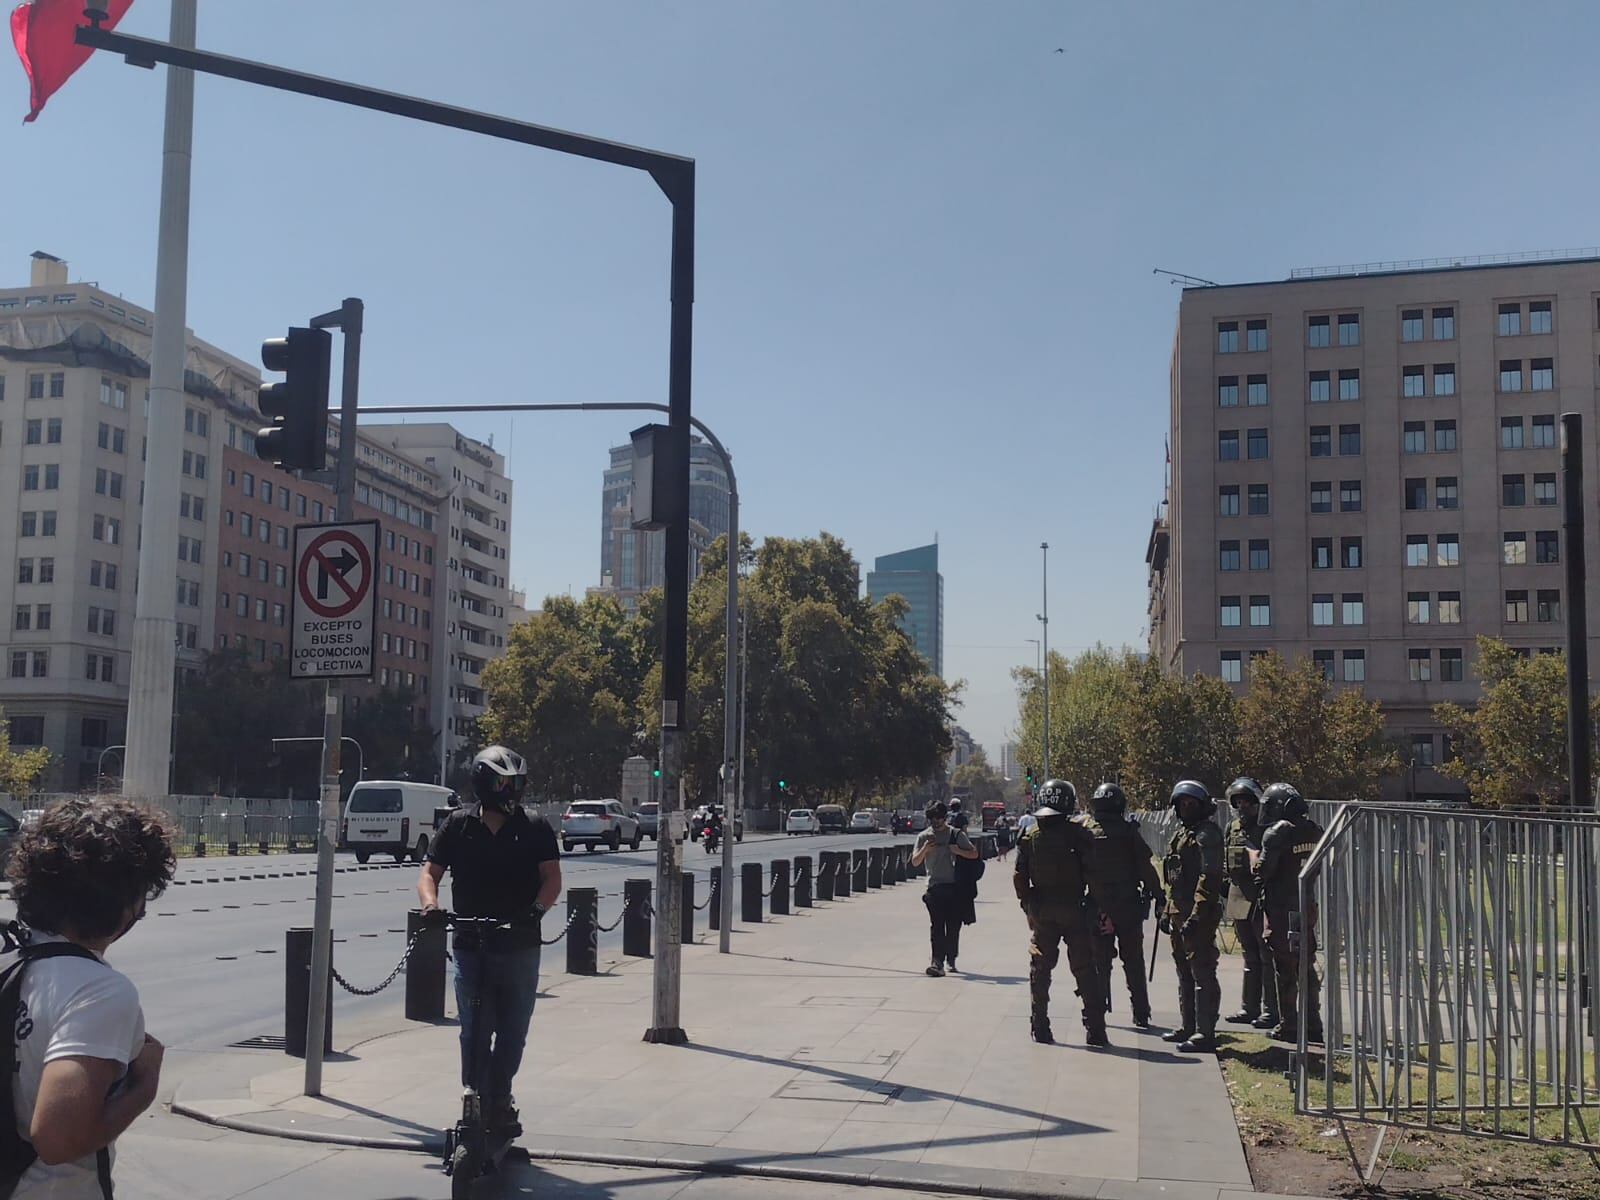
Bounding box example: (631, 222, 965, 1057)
(741, 861, 763, 923)
(852, 849, 868, 892)
(405, 909, 448, 1021)
(817, 852, 835, 901)
(709, 866, 723, 931)
(680, 871, 695, 944)
(867, 846, 885, 889)
(770, 859, 791, 916)
(794, 855, 813, 907)
(896, 844, 910, 882)
(883, 844, 898, 886)
(566, 887, 598, 975)
(623, 878, 652, 958)
(285, 927, 332, 1057)
(834, 849, 852, 898)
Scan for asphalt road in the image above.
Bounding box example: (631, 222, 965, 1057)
(0, 829, 911, 1055)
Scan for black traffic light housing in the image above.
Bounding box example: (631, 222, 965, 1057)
(255, 326, 332, 472)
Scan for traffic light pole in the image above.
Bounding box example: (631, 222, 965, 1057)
(302, 299, 362, 1096)
(76, 21, 698, 1047)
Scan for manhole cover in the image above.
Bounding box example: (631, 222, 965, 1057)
(229, 1035, 287, 1050)
(778, 1079, 903, 1104)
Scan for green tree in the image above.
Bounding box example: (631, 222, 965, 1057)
(1436, 637, 1600, 807)
(1013, 645, 1138, 791)
(343, 686, 440, 786)
(1236, 652, 1400, 800)
(1122, 657, 1241, 808)
(950, 745, 1006, 809)
(0, 707, 51, 796)
(173, 651, 320, 795)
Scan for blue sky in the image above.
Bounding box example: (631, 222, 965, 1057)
(7, 0, 1599, 759)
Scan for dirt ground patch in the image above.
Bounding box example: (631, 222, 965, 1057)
(1216, 1031, 1600, 1199)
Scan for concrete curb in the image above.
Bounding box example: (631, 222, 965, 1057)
(168, 1100, 1113, 1199)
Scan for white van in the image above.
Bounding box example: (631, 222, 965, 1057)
(341, 780, 457, 863)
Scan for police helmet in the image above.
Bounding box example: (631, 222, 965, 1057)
(1225, 776, 1264, 809)
(1090, 782, 1127, 816)
(1169, 779, 1215, 821)
(1036, 778, 1077, 814)
(472, 745, 529, 813)
(1259, 782, 1303, 825)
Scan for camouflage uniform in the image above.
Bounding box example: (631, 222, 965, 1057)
(1255, 799, 1325, 1041)
(1076, 811, 1162, 1026)
(1014, 819, 1104, 1044)
(1163, 815, 1224, 1042)
(1223, 811, 1277, 1025)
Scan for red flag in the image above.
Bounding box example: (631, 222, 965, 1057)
(11, 0, 133, 123)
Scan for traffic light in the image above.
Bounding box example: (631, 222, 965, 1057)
(653, 767, 662, 779)
(255, 326, 332, 472)
(778, 779, 788, 791)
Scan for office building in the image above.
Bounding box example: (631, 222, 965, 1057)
(1148, 251, 1600, 799)
(595, 435, 730, 611)
(867, 543, 944, 678)
(999, 741, 1020, 782)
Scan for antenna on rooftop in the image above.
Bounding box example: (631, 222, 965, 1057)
(1152, 267, 1218, 287)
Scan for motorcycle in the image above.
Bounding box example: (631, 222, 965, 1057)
(702, 823, 721, 853)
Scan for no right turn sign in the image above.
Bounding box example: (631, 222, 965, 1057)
(291, 521, 379, 679)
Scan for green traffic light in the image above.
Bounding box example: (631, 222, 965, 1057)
(653, 768, 662, 778)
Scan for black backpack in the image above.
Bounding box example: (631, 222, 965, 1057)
(0, 928, 114, 1199)
(952, 835, 985, 885)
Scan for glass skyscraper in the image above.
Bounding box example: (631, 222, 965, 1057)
(866, 543, 943, 678)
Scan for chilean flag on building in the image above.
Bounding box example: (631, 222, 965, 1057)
(11, 0, 133, 122)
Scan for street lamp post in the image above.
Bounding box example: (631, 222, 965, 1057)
(97, 744, 126, 791)
(1038, 542, 1050, 780)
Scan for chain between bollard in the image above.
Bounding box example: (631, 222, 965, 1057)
(694, 883, 717, 910)
(330, 929, 422, 997)
(594, 892, 636, 934)
(540, 907, 580, 946)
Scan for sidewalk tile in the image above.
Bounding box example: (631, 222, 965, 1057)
(920, 1121, 1038, 1169)
(715, 1114, 844, 1154)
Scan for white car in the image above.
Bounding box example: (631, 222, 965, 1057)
(849, 810, 880, 834)
(561, 799, 642, 853)
(785, 808, 819, 835)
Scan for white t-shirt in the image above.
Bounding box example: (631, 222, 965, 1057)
(1016, 814, 1037, 835)
(10, 933, 144, 1200)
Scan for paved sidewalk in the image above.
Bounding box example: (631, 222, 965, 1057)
(175, 873, 1314, 1200)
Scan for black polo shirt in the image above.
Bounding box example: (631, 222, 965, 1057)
(428, 805, 560, 950)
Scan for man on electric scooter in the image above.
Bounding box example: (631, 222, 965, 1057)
(418, 746, 562, 1142)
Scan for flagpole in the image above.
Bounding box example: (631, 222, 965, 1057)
(122, 0, 198, 801)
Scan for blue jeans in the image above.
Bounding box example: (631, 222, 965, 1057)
(454, 942, 541, 1103)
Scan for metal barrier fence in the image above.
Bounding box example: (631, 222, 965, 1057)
(1300, 804, 1600, 1149)
(17, 793, 322, 855)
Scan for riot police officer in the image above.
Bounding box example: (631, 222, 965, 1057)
(1077, 783, 1162, 1028)
(1013, 780, 1107, 1047)
(1161, 780, 1224, 1053)
(1222, 777, 1278, 1029)
(1254, 782, 1325, 1043)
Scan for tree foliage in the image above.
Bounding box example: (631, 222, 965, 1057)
(0, 707, 51, 796)
(1122, 657, 1240, 807)
(950, 745, 1006, 808)
(1436, 638, 1600, 808)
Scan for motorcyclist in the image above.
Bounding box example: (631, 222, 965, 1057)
(1222, 777, 1278, 1030)
(703, 809, 723, 851)
(1077, 782, 1162, 1029)
(1160, 780, 1223, 1053)
(1254, 783, 1325, 1043)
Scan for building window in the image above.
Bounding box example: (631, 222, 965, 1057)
(1313, 538, 1334, 569)
(1434, 420, 1457, 451)
(28, 374, 44, 400)
(1404, 477, 1428, 510)
(1313, 649, 1335, 680)
(1440, 648, 1464, 681)
(1310, 481, 1332, 513)
(1503, 474, 1526, 506)
(1501, 416, 1525, 449)
(1308, 315, 1330, 347)
(1411, 732, 1435, 765)
(1406, 535, 1429, 567)
(1437, 536, 1460, 567)
(1342, 594, 1365, 625)
(1435, 476, 1459, 509)
(1536, 530, 1560, 564)
(1503, 532, 1527, 565)
(1220, 651, 1242, 683)
(1311, 594, 1334, 626)
(1217, 322, 1239, 354)
(1401, 309, 1424, 342)
(1338, 423, 1361, 455)
(1248, 595, 1271, 626)
(1499, 360, 1522, 392)
(1531, 414, 1556, 448)
(1338, 369, 1361, 401)
(25, 420, 41, 445)
(1246, 428, 1269, 460)
(1310, 425, 1331, 457)
(1403, 421, 1426, 454)
(1220, 596, 1241, 628)
(1338, 313, 1361, 346)
(1407, 592, 1431, 624)
(14, 606, 30, 632)
(1403, 365, 1425, 397)
(1246, 319, 1267, 351)
(1530, 357, 1553, 391)
(1433, 363, 1456, 395)
(1247, 483, 1269, 515)
(1505, 590, 1529, 623)
(1219, 486, 1240, 517)
(1534, 473, 1557, 505)
(1529, 300, 1552, 334)
(1218, 430, 1239, 461)
(1342, 650, 1366, 682)
(1217, 376, 1239, 407)
(1248, 539, 1270, 571)
(1246, 375, 1268, 406)
(1339, 480, 1362, 512)
(1409, 649, 1433, 682)
(22, 466, 38, 491)
(1498, 303, 1522, 336)
(1309, 371, 1330, 403)
(1537, 589, 1561, 623)
(1433, 307, 1455, 340)
(1219, 540, 1240, 572)
(1341, 537, 1362, 569)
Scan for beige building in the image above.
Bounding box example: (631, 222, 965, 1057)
(1148, 252, 1600, 800)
